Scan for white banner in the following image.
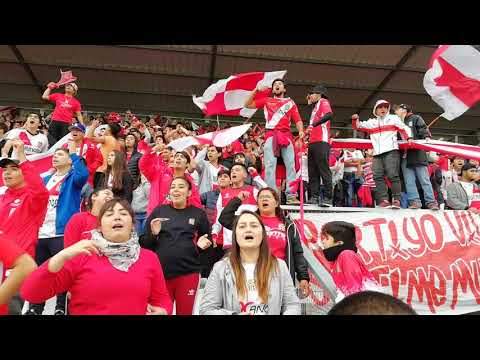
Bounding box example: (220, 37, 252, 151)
(289, 208, 480, 315)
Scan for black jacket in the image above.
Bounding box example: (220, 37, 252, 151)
(218, 197, 310, 283)
(127, 151, 143, 188)
(403, 113, 430, 167)
(94, 170, 134, 203)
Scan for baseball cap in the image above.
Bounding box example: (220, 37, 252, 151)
(0, 157, 20, 168)
(309, 85, 328, 98)
(68, 123, 86, 133)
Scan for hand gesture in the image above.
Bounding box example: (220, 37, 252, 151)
(256, 85, 269, 92)
(47, 82, 58, 90)
(146, 304, 168, 315)
(237, 191, 251, 201)
(91, 119, 100, 129)
(11, 140, 25, 154)
(247, 167, 259, 178)
(298, 280, 310, 299)
(351, 114, 359, 121)
(60, 240, 99, 261)
(150, 218, 163, 236)
(197, 234, 212, 250)
(298, 131, 305, 139)
(67, 139, 77, 154)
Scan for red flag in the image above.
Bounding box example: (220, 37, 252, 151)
(424, 45, 480, 120)
(55, 70, 77, 87)
(192, 71, 287, 118)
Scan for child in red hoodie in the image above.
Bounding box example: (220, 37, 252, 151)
(321, 221, 381, 303)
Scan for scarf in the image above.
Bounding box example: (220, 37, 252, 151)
(322, 242, 358, 262)
(91, 229, 140, 272)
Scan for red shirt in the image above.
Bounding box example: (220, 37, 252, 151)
(49, 93, 81, 124)
(309, 98, 332, 144)
(261, 216, 287, 260)
(63, 212, 98, 248)
(0, 235, 24, 315)
(0, 161, 49, 257)
(21, 248, 173, 315)
(255, 97, 301, 133)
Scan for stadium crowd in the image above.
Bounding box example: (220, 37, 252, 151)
(1, 78, 477, 315)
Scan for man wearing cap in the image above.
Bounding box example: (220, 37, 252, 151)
(0, 141, 49, 257)
(66, 123, 103, 190)
(2, 113, 49, 159)
(352, 100, 413, 209)
(306, 85, 334, 207)
(446, 163, 480, 213)
(245, 79, 304, 205)
(394, 104, 439, 210)
(42, 82, 83, 147)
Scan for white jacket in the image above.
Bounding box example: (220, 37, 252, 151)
(353, 100, 412, 156)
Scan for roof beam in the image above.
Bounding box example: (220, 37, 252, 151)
(8, 45, 43, 96)
(108, 45, 427, 74)
(355, 46, 419, 114)
(0, 60, 428, 96)
(208, 45, 217, 85)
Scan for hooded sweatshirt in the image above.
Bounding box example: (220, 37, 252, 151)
(352, 100, 412, 156)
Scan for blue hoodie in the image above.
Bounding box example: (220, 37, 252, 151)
(43, 154, 89, 235)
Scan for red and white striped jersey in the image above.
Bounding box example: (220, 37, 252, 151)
(309, 98, 332, 144)
(6, 129, 49, 159)
(213, 185, 260, 249)
(255, 97, 301, 132)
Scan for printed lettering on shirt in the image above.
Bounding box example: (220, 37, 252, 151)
(188, 218, 195, 226)
(60, 98, 73, 109)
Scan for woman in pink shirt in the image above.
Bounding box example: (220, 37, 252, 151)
(218, 187, 310, 298)
(21, 199, 172, 315)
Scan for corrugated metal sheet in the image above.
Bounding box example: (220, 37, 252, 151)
(219, 45, 412, 66)
(382, 70, 425, 93)
(401, 46, 436, 70)
(0, 63, 34, 84)
(215, 55, 389, 88)
(122, 45, 212, 52)
(30, 65, 207, 95)
(17, 45, 211, 76)
(0, 45, 17, 62)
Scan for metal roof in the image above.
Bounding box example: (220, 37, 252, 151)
(1, 45, 479, 141)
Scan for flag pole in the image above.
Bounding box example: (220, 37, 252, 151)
(427, 115, 441, 129)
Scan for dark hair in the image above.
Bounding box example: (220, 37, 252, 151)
(205, 146, 222, 162)
(230, 211, 277, 303)
(0, 122, 8, 133)
(171, 176, 192, 190)
(86, 187, 112, 211)
(257, 187, 286, 223)
(124, 133, 138, 152)
(328, 291, 417, 315)
(108, 123, 121, 139)
(271, 78, 285, 88)
(55, 148, 70, 156)
(217, 169, 231, 178)
(461, 162, 477, 175)
(231, 162, 248, 175)
(97, 198, 135, 228)
(321, 221, 357, 249)
(175, 151, 191, 164)
(395, 103, 413, 113)
(103, 150, 129, 191)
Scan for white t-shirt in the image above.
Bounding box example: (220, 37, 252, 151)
(240, 263, 269, 315)
(460, 181, 474, 205)
(6, 128, 49, 159)
(38, 173, 67, 239)
(342, 150, 364, 173)
(207, 162, 220, 189)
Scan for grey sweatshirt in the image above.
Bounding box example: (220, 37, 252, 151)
(199, 257, 300, 315)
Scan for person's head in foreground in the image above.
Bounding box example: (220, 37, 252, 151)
(328, 291, 417, 315)
(460, 162, 478, 183)
(169, 177, 192, 209)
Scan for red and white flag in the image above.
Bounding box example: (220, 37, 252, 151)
(332, 138, 480, 161)
(168, 124, 252, 151)
(192, 70, 287, 118)
(55, 69, 77, 87)
(424, 45, 480, 120)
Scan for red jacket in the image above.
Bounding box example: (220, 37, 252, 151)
(0, 161, 49, 257)
(63, 211, 97, 248)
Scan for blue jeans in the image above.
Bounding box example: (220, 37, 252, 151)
(400, 192, 409, 208)
(342, 172, 363, 207)
(264, 137, 296, 197)
(401, 160, 435, 205)
(135, 212, 147, 237)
